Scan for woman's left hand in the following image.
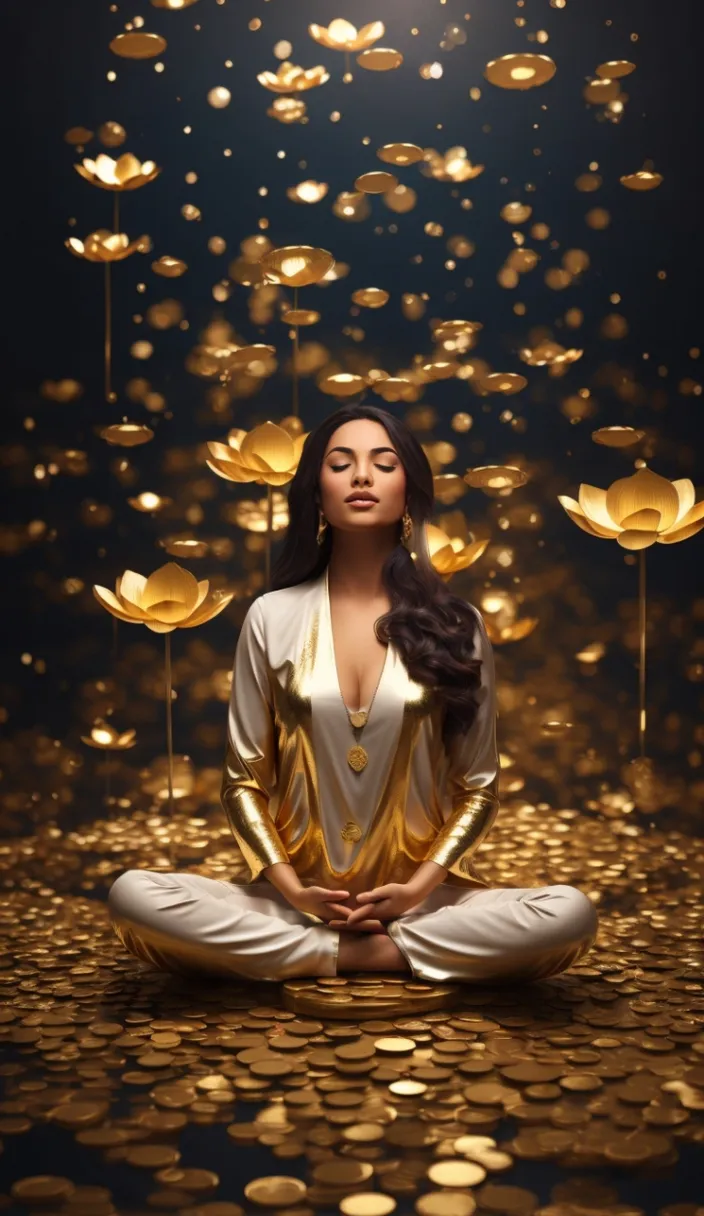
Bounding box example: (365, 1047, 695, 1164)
(339, 883, 420, 928)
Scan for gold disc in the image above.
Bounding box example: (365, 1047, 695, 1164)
(347, 745, 368, 772)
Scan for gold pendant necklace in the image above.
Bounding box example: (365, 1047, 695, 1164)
(340, 658, 385, 772)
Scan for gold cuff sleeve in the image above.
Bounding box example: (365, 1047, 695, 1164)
(424, 789, 500, 878)
(220, 741, 289, 882)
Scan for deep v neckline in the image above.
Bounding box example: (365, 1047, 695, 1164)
(323, 566, 391, 719)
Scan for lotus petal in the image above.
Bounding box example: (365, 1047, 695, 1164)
(207, 440, 244, 464)
(142, 563, 200, 621)
(669, 479, 696, 528)
(145, 620, 177, 633)
(616, 529, 658, 550)
(606, 467, 680, 531)
(93, 585, 144, 622)
(115, 152, 142, 184)
(240, 422, 296, 473)
(206, 457, 255, 484)
(619, 508, 662, 531)
(559, 495, 620, 539)
(579, 484, 619, 531)
(94, 154, 118, 184)
(181, 590, 235, 628)
(359, 21, 385, 46)
(657, 499, 704, 543)
(118, 570, 149, 613)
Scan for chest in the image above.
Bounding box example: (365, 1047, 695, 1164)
(329, 601, 390, 713)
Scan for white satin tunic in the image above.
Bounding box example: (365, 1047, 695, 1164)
(221, 566, 501, 893)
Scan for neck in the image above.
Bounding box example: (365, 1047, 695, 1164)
(326, 526, 397, 599)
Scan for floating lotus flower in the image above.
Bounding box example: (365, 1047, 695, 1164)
(421, 147, 485, 182)
(309, 19, 384, 52)
(371, 375, 420, 403)
(519, 341, 583, 368)
(483, 372, 528, 395)
(74, 152, 161, 190)
(620, 169, 663, 191)
(231, 491, 290, 534)
(81, 721, 137, 750)
(484, 53, 556, 90)
(162, 538, 209, 559)
(206, 421, 307, 487)
(558, 468, 704, 550)
(257, 61, 329, 93)
(261, 245, 335, 287)
(152, 255, 188, 277)
(66, 230, 150, 262)
(355, 170, 398, 193)
(465, 466, 529, 494)
(100, 423, 155, 446)
(357, 47, 403, 71)
(93, 563, 234, 635)
(351, 287, 389, 308)
(478, 591, 538, 645)
(267, 97, 307, 123)
(426, 523, 488, 580)
(318, 373, 367, 397)
(127, 492, 173, 513)
(592, 426, 645, 448)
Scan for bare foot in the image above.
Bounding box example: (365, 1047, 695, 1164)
(337, 929, 407, 974)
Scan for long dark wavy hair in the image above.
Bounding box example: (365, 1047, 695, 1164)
(270, 404, 484, 750)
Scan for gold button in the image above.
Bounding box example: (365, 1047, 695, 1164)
(341, 821, 362, 842)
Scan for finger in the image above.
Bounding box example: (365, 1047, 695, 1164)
(324, 890, 350, 898)
(326, 904, 352, 918)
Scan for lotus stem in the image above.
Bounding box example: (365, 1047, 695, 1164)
(164, 633, 174, 816)
(104, 262, 112, 402)
(265, 483, 274, 591)
(638, 548, 647, 758)
(113, 194, 120, 234)
(292, 285, 299, 417)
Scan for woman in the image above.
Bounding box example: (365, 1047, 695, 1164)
(108, 405, 598, 984)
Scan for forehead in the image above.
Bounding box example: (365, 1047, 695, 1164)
(323, 418, 396, 454)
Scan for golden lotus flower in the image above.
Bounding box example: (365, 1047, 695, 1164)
(93, 563, 234, 634)
(483, 373, 528, 395)
(620, 170, 663, 191)
(127, 492, 173, 513)
(351, 287, 389, 309)
(81, 721, 137, 750)
(371, 375, 420, 403)
(100, 423, 155, 446)
(318, 373, 366, 397)
(162, 538, 209, 558)
(257, 61, 330, 93)
(558, 468, 704, 550)
(152, 255, 188, 277)
(267, 97, 307, 123)
(283, 308, 320, 326)
(484, 53, 556, 90)
(421, 147, 485, 183)
(478, 591, 538, 645)
(261, 245, 335, 286)
(40, 379, 83, 402)
(519, 341, 583, 368)
(426, 524, 488, 580)
(74, 152, 161, 190)
(231, 491, 290, 533)
(206, 420, 308, 487)
(465, 466, 529, 494)
(67, 231, 150, 262)
(309, 19, 385, 52)
(592, 426, 645, 447)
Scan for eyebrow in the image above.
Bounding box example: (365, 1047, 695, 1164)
(326, 446, 399, 457)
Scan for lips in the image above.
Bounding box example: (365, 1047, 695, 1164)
(345, 494, 378, 503)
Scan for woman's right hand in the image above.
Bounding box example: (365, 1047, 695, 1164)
(289, 886, 386, 933)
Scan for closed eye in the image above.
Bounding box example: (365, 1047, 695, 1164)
(330, 463, 397, 472)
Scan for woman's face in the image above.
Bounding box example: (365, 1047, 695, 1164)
(318, 418, 407, 535)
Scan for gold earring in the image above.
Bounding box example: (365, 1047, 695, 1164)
(401, 509, 412, 546)
(316, 510, 328, 546)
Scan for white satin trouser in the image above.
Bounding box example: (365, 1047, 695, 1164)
(107, 871, 599, 985)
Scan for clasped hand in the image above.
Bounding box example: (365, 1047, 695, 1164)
(328, 883, 419, 931)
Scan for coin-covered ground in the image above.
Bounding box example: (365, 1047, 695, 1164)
(0, 802, 702, 1216)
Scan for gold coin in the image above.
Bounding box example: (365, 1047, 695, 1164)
(342, 1122, 386, 1142)
(249, 1059, 293, 1077)
(153, 1168, 220, 1191)
(244, 1176, 308, 1206)
(603, 1132, 672, 1164)
(374, 1037, 417, 1054)
(11, 1177, 76, 1204)
(389, 1080, 428, 1096)
(109, 31, 167, 58)
(125, 1145, 182, 1168)
(339, 1194, 396, 1216)
(51, 1101, 110, 1128)
(355, 171, 399, 194)
(474, 1184, 539, 1214)
(416, 1194, 477, 1216)
(335, 1041, 377, 1060)
(427, 1162, 486, 1187)
(313, 1161, 374, 1185)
